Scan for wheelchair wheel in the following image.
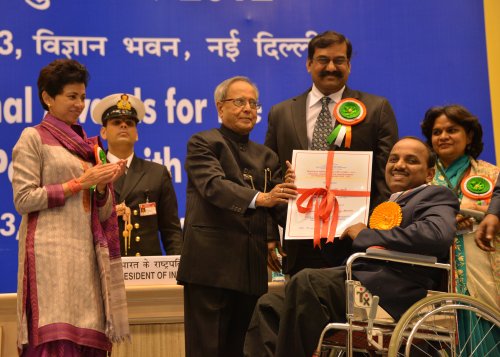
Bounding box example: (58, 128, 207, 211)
(388, 293, 500, 356)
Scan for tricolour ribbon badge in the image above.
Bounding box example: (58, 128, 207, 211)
(328, 98, 367, 148)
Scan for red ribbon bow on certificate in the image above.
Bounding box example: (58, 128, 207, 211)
(295, 151, 370, 248)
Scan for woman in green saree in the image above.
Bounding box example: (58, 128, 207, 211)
(421, 104, 499, 354)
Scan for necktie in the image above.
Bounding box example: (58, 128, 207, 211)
(311, 96, 333, 150)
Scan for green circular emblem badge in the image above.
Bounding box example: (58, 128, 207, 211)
(465, 176, 490, 194)
(339, 101, 361, 120)
(461, 175, 494, 200)
(333, 98, 367, 127)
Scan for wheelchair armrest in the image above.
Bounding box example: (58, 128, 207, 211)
(365, 247, 437, 264)
(345, 250, 450, 281)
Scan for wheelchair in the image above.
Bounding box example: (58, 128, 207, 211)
(313, 248, 500, 357)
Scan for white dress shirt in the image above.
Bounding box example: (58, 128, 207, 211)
(107, 151, 134, 172)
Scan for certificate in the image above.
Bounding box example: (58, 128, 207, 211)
(284, 150, 372, 244)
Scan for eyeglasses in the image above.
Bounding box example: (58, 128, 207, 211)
(313, 56, 348, 66)
(220, 97, 262, 110)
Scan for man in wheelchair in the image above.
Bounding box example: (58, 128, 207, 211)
(244, 137, 460, 357)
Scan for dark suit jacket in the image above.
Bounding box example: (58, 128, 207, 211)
(114, 155, 182, 256)
(352, 185, 459, 319)
(265, 86, 399, 273)
(487, 176, 500, 216)
(177, 127, 285, 296)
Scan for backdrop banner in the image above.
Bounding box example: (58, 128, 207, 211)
(0, 0, 494, 293)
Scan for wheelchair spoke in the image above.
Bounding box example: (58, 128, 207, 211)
(388, 294, 500, 357)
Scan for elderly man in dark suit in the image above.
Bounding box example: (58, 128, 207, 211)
(244, 137, 459, 357)
(265, 31, 399, 275)
(476, 175, 500, 251)
(93, 93, 182, 256)
(177, 76, 297, 357)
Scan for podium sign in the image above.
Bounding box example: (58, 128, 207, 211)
(122, 255, 180, 286)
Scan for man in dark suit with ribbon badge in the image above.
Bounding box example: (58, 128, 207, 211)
(93, 93, 182, 256)
(265, 30, 399, 275)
